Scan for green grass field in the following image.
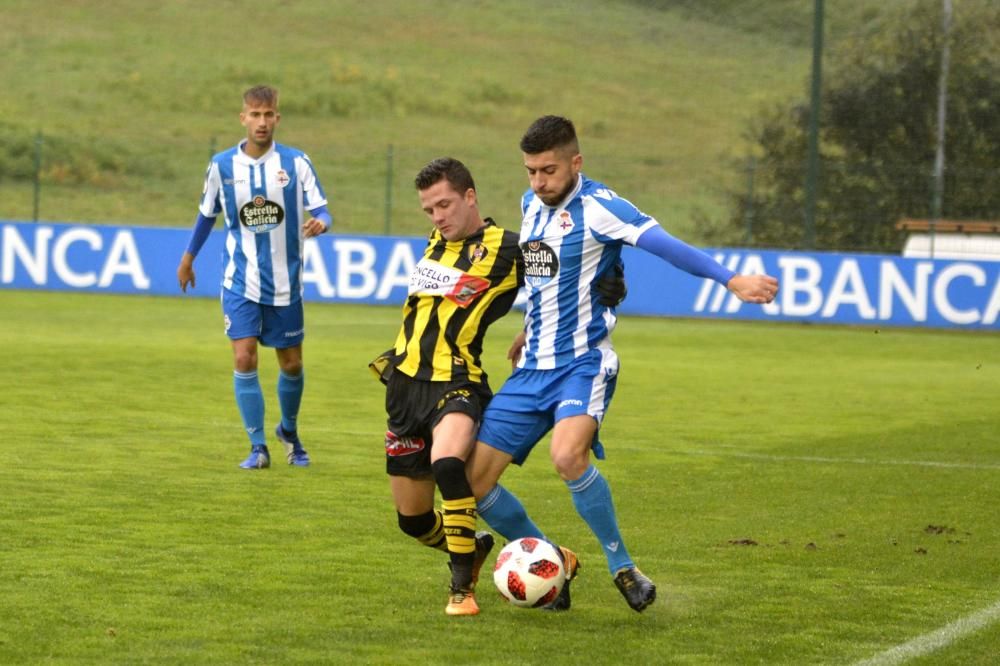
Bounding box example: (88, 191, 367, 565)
(2, 289, 998, 664)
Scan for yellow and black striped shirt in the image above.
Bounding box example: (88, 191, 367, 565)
(379, 219, 523, 384)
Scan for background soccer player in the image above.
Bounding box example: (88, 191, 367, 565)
(177, 85, 332, 470)
(466, 115, 779, 612)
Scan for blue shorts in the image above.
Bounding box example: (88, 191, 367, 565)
(221, 289, 305, 348)
(477, 346, 619, 465)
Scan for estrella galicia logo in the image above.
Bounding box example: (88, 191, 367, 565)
(239, 196, 284, 233)
(521, 240, 559, 288)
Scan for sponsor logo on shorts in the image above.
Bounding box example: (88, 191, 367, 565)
(438, 388, 472, 411)
(224, 314, 232, 333)
(385, 431, 425, 457)
(284, 328, 304, 338)
(557, 399, 584, 409)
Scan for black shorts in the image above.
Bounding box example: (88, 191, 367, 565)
(383, 370, 492, 478)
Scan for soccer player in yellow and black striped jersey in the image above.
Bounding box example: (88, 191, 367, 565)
(370, 157, 523, 616)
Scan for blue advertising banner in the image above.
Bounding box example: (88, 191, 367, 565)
(620, 246, 1000, 329)
(2, 220, 998, 329)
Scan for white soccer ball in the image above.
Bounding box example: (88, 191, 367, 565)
(492, 537, 566, 608)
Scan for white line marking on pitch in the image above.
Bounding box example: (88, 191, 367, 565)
(681, 447, 1000, 662)
(852, 598, 1000, 665)
(682, 449, 1000, 471)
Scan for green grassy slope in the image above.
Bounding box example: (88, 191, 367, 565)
(0, 0, 883, 240)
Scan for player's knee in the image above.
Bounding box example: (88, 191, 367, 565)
(466, 444, 509, 500)
(233, 352, 257, 373)
(397, 510, 436, 539)
(431, 456, 472, 500)
(550, 447, 589, 481)
(465, 456, 486, 498)
(470, 475, 491, 501)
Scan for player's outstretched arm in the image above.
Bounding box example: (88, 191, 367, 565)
(727, 274, 779, 304)
(636, 225, 778, 304)
(635, 225, 734, 285)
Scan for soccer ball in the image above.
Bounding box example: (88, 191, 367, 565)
(493, 537, 566, 608)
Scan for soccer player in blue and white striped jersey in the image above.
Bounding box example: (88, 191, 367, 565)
(468, 115, 779, 612)
(177, 85, 332, 470)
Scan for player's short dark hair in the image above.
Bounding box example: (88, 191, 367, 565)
(243, 85, 279, 108)
(520, 115, 579, 155)
(414, 157, 476, 194)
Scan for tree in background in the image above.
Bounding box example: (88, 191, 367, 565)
(722, 0, 1000, 252)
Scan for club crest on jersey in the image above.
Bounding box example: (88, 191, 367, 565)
(521, 240, 559, 288)
(468, 242, 489, 263)
(557, 211, 574, 234)
(239, 196, 284, 233)
(385, 431, 425, 457)
(275, 169, 291, 187)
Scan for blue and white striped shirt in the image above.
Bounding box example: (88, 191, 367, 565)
(199, 141, 327, 306)
(518, 174, 656, 369)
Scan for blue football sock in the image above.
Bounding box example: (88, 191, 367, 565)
(477, 485, 546, 542)
(277, 369, 304, 434)
(233, 370, 266, 447)
(567, 465, 634, 574)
